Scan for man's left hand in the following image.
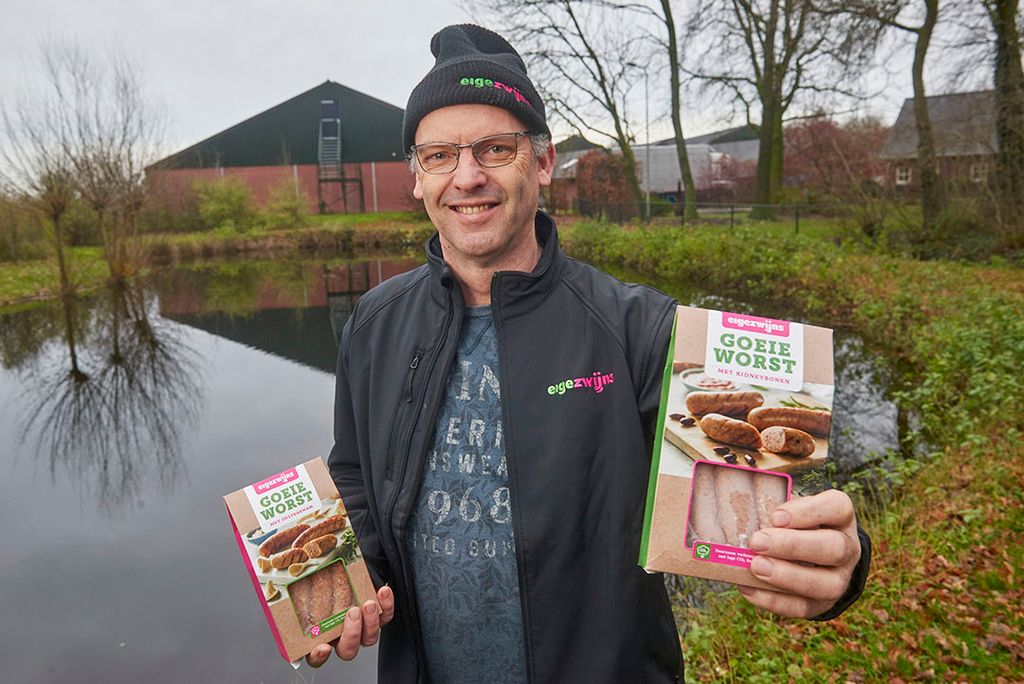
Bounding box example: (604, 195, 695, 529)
(738, 488, 861, 618)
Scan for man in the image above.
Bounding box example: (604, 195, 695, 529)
(311, 24, 869, 682)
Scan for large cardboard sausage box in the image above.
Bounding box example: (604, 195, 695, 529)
(639, 306, 834, 586)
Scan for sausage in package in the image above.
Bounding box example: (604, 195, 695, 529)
(639, 306, 834, 585)
(224, 458, 378, 664)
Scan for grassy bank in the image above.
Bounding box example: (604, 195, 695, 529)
(561, 220, 1024, 682)
(0, 215, 434, 307)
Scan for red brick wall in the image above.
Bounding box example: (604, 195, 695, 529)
(149, 162, 418, 214)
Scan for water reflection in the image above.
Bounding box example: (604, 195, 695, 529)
(0, 256, 432, 683)
(8, 281, 204, 515)
(147, 258, 421, 372)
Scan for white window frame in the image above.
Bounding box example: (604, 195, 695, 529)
(895, 166, 911, 186)
(970, 162, 990, 183)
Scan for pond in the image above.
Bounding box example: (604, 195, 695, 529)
(0, 256, 418, 683)
(0, 253, 903, 682)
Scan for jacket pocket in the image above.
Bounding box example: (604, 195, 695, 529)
(387, 348, 423, 480)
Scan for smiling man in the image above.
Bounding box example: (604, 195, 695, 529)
(315, 24, 870, 683)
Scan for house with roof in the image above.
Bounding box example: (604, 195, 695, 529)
(148, 81, 414, 214)
(879, 90, 996, 190)
(547, 135, 605, 212)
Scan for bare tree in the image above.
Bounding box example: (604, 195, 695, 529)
(42, 39, 164, 279)
(474, 0, 649, 215)
(987, 0, 1024, 245)
(684, 0, 881, 218)
(0, 85, 77, 295)
(821, 0, 946, 232)
(658, 0, 699, 221)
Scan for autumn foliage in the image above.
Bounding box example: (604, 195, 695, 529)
(784, 116, 890, 202)
(575, 150, 638, 221)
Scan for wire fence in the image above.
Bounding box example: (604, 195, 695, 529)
(569, 198, 864, 233)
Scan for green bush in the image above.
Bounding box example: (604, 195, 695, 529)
(195, 177, 256, 232)
(63, 200, 102, 246)
(881, 197, 1001, 260)
(0, 195, 46, 262)
(259, 180, 307, 231)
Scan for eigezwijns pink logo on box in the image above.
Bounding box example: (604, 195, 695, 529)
(721, 312, 790, 337)
(253, 468, 300, 494)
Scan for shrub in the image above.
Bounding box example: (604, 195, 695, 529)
(194, 176, 255, 232)
(259, 180, 307, 231)
(0, 194, 46, 261)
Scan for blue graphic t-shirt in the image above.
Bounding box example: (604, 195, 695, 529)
(405, 306, 526, 683)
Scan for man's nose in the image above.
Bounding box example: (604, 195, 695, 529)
(451, 146, 487, 191)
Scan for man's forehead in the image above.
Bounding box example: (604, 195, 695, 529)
(414, 104, 528, 143)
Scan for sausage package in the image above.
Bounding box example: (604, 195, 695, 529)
(639, 306, 834, 585)
(224, 457, 378, 665)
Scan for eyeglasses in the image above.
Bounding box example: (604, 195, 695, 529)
(410, 131, 530, 174)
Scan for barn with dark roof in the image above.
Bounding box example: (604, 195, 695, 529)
(149, 80, 415, 214)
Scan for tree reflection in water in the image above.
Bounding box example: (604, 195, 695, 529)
(13, 281, 205, 514)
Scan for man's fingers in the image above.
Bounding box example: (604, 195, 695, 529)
(749, 527, 859, 567)
(748, 554, 851, 602)
(361, 599, 381, 647)
(738, 584, 833, 619)
(378, 585, 396, 624)
(772, 488, 855, 530)
(334, 604, 363, 661)
(304, 590, 392, 666)
(305, 641, 335, 668)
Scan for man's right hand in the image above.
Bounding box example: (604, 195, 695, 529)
(306, 585, 395, 667)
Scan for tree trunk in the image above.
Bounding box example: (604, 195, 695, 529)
(770, 110, 784, 202)
(913, 0, 944, 233)
(991, 0, 1024, 247)
(610, 111, 646, 219)
(661, 0, 698, 222)
(51, 215, 72, 297)
(752, 94, 780, 219)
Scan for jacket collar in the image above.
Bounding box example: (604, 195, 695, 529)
(426, 210, 565, 317)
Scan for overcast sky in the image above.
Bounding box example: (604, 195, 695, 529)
(1, 0, 970, 158)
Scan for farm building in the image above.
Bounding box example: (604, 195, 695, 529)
(548, 134, 604, 212)
(880, 90, 996, 190)
(149, 80, 415, 214)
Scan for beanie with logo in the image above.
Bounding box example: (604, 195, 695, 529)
(402, 24, 549, 152)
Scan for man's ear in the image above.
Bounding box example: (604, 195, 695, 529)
(413, 170, 424, 200)
(537, 142, 555, 188)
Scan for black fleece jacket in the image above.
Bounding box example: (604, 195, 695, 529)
(328, 211, 868, 683)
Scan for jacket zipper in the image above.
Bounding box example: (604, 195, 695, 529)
(386, 349, 424, 481)
(386, 287, 462, 682)
(490, 272, 536, 684)
(404, 350, 422, 402)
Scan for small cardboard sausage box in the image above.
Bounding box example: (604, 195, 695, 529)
(224, 457, 378, 664)
(639, 306, 834, 586)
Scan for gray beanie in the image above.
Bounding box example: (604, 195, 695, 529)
(402, 24, 549, 152)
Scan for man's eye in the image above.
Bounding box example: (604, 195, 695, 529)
(488, 144, 512, 154)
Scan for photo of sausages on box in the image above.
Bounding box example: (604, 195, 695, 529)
(662, 305, 834, 474)
(225, 458, 379, 664)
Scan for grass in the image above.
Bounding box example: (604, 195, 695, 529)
(561, 219, 1024, 682)
(0, 247, 109, 306)
(0, 213, 433, 307)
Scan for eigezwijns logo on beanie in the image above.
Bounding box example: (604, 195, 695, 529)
(458, 76, 533, 107)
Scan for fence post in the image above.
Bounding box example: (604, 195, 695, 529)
(795, 206, 800, 234)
